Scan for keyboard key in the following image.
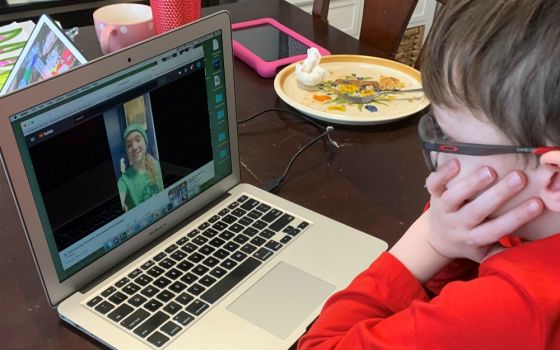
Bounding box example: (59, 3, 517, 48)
(187, 229, 200, 238)
(256, 203, 271, 212)
(101, 286, 116, 297)
(187, 283, 206, 296)
(170, 250, 187, 261)
(147, 266, 165, 278)
(156, 290, 175, 303)
(141, 285, 160, 298)
(219, 230, 235, 240)
(147, 331, 169, 347)
(121, 308, 150, 330)
(253, 247, 273, 261)
(260, 229, 275, 239)
(153, 277, 172, 289)
(135, 274, 153, 286)
(233, 234, 249, 244)
(229, 223, 244, 233)
(198, 222, 210, 230)
(144, 299, 164, 312)
(180, 272, 198, 284)
(210, 267, 227, 279)
(231, 208, 246, 218)
(202, 256, 220, 268)
(242, 227, 258, 237)
(182, 243, 198, 254)
(269, 214, 295, 232)
(212, 221, 228, 231)
(237, 195, 248, 202)
(159, 258, 176, 269)
(231, 251, 247, 262)
(165, 244, 178, 254)
(173, 311, 194, 326)
(289, 228, 301, 236)
(108, 304, 133, 322)
(238, 217, 254, 226)
(122, 283, 140, 295)
(128, 294, 147, 307)
(165, 268, 183, 280)
(95, 301, 115, 314)
(224, 242, 240, 252)
(86, 296, 102, 307)
(240, 243, 257, 254)
(221, 214, 237, 224)
(201, 257, 261, 304)
(297, 221, 310, 229)
(209, 237, 226, 248)
(252, 220, 267, 230)
(247, 210, 263, 219)
(220, 259, 237, 270)
(250, 236, 266, 246)
(163, 301, 182, 315)
(192, 236, 208, 246)
(188, 252, 205, 263)
(169, 281, 187, 293)
(134, 311, 169, 338)
(280, 235, 292, 244)
(175, 293, 194, 305)
(186, 299, 209, 316)
(153, 252, 166, 262)
(128, 269, 142, 279)
(177, 260, 194, 272)
(192, 265, 209, 276)
(261, 209, 283, 223)
(161, 321, 182, 337)
(208, 215, 220, 223)
(199, 245, 215, 255)
(265, 240, 283, 251)
(240, 198, 259, 211)
(108, 291, 128, 305)
(227, 201, 239, 209)
(218, 208, 230, 216)
(203, 228, 219, 238)
(176, 236, 189, 246)
(213, 248, 229, 259)
(141, 260, 155, 270)
(199, 275, 217, 287)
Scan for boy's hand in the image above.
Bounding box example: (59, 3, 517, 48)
(425, 159, 544, 262)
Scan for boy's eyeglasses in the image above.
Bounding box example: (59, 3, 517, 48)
(418, 113, 560, 172)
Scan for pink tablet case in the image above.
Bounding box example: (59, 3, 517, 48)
(232, 18, 330, 78)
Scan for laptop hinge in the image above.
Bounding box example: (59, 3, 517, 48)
(79, 191, 232, 294)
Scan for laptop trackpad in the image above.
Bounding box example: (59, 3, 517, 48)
(227, 262, 335, 339)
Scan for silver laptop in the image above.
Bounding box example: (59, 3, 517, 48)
(0, 11, 387, 349)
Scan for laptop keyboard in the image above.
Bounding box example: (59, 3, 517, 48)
(84, 194, 312, 348)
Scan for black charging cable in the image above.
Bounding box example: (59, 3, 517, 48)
(238, 108, 339, 192)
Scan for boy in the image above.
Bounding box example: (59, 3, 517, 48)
(298, 0, 560, 349)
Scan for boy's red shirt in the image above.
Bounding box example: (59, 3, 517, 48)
(298, 233, 560, 349)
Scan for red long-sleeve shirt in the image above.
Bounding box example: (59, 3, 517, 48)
(298, 233, 560, 349)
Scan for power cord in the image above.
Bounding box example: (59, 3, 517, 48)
(238, 108, 340, 192)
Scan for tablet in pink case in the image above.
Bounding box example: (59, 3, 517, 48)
(232, 18, 330, 78)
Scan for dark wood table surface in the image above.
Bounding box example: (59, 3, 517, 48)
(0, 0, 430, 348)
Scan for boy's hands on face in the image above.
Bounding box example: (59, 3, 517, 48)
(425, 159, 544, 262)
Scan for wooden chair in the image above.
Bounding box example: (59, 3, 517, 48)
(313, 0, 447, 66)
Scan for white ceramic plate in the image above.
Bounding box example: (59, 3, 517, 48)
(274, 55, 430, 125)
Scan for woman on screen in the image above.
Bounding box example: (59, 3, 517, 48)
(118, 124, 164, 211)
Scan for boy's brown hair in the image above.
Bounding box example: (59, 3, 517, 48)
(421, 0, 560, 147)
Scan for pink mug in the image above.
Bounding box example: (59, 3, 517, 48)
(93, 3, 155, 54)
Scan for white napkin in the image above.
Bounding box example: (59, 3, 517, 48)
(295, 47, 325, 87)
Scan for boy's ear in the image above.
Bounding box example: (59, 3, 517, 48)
(539, 151, 560, 212)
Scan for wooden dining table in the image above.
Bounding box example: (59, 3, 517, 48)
(0, 0, 430, 348)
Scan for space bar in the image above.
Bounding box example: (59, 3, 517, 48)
(200, 257, 262, 304)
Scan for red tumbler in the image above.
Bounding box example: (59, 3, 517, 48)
(150, 0, 201, 34)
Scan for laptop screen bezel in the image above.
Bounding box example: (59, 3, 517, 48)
(0, 11, 240, 306)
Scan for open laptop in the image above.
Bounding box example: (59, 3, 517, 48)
(0, 11, 387, 349)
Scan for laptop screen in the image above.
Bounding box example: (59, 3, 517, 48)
(8, 30, 232, 282)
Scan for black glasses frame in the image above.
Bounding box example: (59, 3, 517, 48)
(418, 113, 559, 172)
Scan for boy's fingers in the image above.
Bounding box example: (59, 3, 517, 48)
(439, 166, 496, 213)
(471, 198, 543, 245)
(462, 171, 526, 225)
(425, 159, 460, 198)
